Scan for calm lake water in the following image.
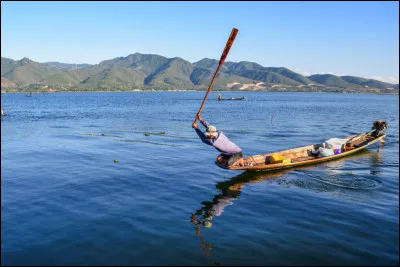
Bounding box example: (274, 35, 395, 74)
(1, 92, 399, 266)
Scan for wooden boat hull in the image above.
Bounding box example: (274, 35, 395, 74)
(216, 133, 386, 171)
(218, 97, 247, 101)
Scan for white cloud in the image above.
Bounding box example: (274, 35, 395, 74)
(295, 69, 399, 84)
(299, 71, 312, 77)
(297, 70, 346, 77)
(369, 76, 399, 84)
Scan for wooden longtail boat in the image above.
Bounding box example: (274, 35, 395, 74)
(216, 132, 386, 171)
(217, 96, 247, 101)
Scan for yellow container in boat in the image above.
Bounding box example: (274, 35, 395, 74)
(270, 154, 291, 164)
(270, 154, 284, 164)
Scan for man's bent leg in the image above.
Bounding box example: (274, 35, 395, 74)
(227, 152, 243, 166)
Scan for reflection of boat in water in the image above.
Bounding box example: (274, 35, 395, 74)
(192, 170, 286, 221)
(193, 147, 385, 228)
(217, 93, 247, 101)
(217, 121, 387, 171)
(190, 170, 279, 260)
(190, 169, 293, 261)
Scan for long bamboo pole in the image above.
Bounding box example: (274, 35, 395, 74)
(193, 28, 239, 124)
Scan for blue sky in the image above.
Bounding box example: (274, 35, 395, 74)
(1, 1, 398, 83)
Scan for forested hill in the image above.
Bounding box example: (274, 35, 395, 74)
(1, 54, 398, 94)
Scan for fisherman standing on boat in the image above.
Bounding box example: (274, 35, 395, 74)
(192, 114, 243, 167)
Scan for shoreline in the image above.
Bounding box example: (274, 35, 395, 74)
(1, 90, 398, 95)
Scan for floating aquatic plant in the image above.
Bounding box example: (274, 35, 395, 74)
(160, 131, 165, 135)
(101, 133, 105, 136)
(113, 159, 119, 163)
(144, 133, 151, 136)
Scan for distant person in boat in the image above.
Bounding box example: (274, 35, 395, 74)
(192, 114, 244, 167)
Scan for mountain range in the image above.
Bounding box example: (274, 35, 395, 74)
(1, 54, 398, 93)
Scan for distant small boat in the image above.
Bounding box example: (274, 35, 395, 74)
(25, 92, 32, 97)
(217, 94, 247, 101)
(1, 108, 5, 116)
